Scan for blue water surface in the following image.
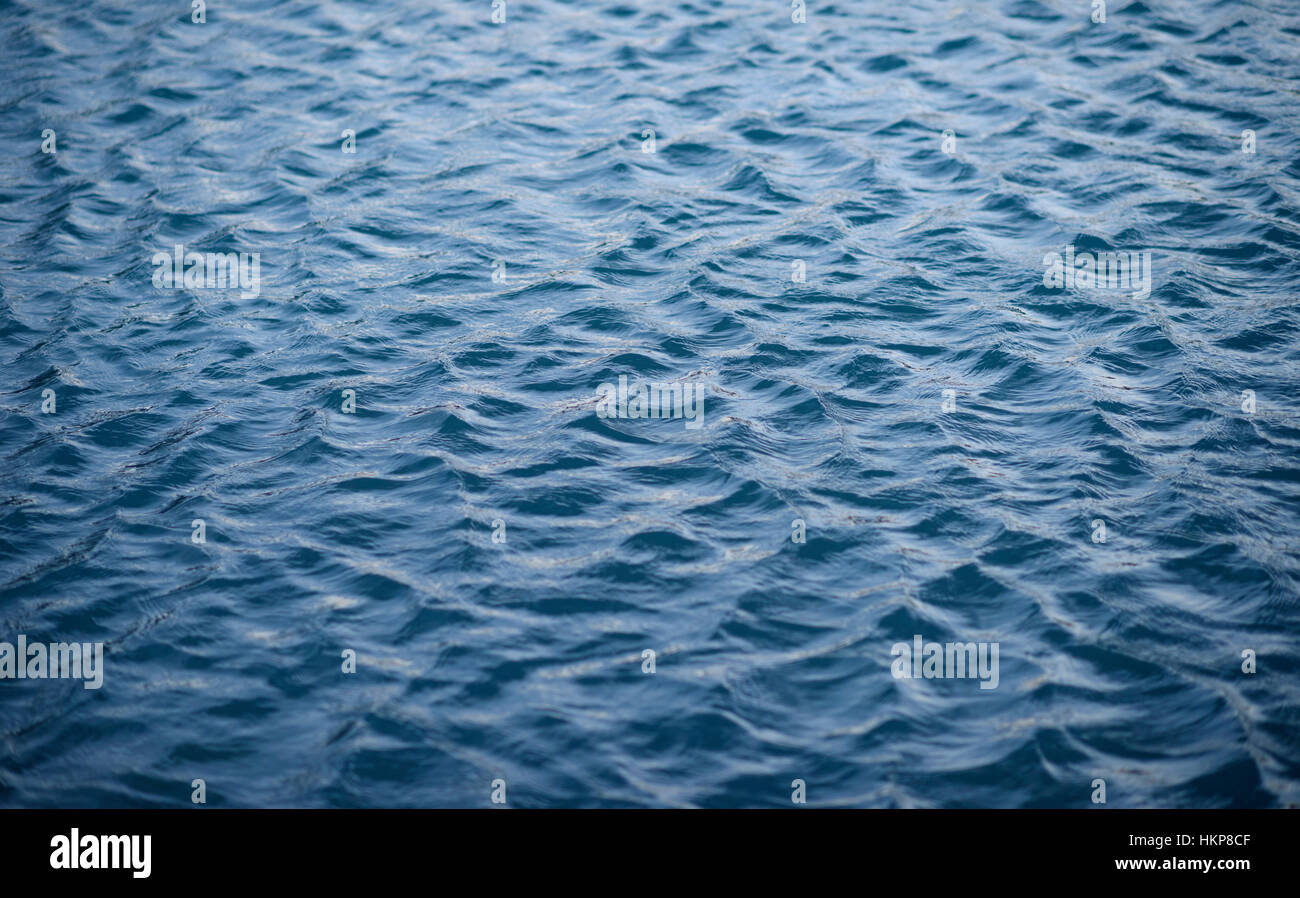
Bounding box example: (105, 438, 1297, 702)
(1, 0, 1299, 807)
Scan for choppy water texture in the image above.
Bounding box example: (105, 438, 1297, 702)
(1, 0, 1299, 808)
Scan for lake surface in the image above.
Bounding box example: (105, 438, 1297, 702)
(1, 0, 1298, 807)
